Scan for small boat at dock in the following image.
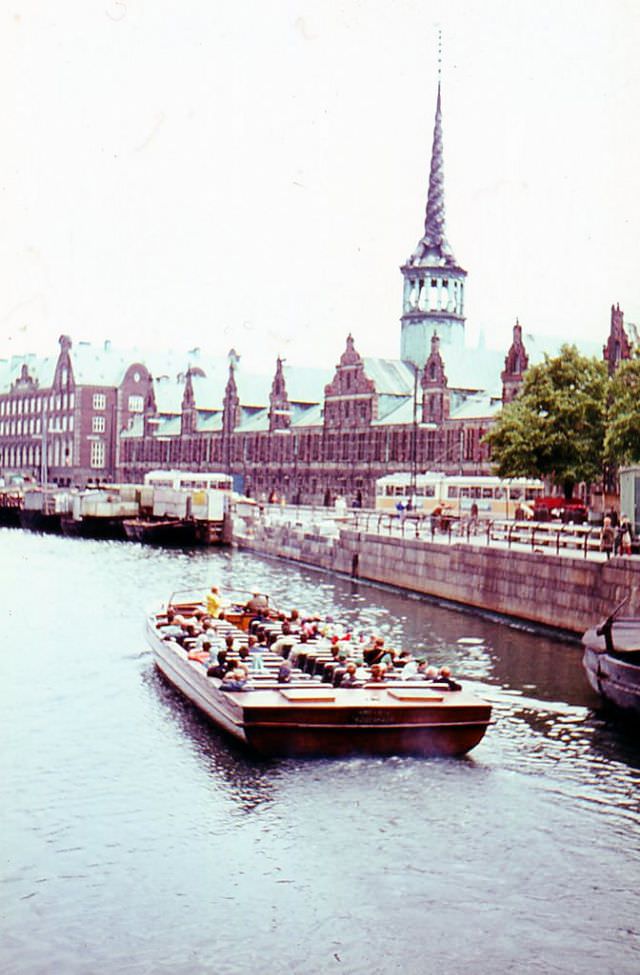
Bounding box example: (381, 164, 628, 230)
(146, 591, 492, 758)
(582, 599, 640, 718)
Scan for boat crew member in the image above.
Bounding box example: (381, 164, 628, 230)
(245, 591, 269, 614)
(206, 586, 223, 617)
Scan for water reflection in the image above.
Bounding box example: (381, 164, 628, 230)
(142, 666, 278, 814)
(2, 528, 640, 975)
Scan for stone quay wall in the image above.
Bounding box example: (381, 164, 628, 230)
(234, 523, 640, 636)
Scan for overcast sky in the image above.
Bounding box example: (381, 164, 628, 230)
(2, 0, 639, 373)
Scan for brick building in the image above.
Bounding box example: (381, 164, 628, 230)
(1, 84, 635, 502)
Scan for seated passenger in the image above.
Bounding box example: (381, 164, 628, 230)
(367, 663, 387, 683)
(207, 650, 229, 679)
(400, 656, 418, 680)
(422, 665, 439, 682)
(220, 667, 251, 692)
(277, 661, 293, 683)
(188, 639, 212, 664)
(339, 663, 362, 688)
(363, 637, 387, 667)
(436, 666, 462, 691)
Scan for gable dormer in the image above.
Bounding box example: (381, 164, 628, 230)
(323, 334, 376, 428)
(268, 358, 291, 432)
(501, 319, 529, 403)
(421, 333, 450, 423)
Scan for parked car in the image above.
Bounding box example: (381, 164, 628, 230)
(532, 497, 588, 524)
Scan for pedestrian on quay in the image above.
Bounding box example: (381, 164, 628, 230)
(618, 514, 633, 556)
(600, 516, 615, 560)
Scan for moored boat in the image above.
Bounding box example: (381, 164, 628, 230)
(123, 517, 199, 546)
(582, 601, 640, 718)
(146, 594, 492, 758)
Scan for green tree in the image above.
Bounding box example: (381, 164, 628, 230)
(485, 345, 608, 498)
(605, 355, 640, 463)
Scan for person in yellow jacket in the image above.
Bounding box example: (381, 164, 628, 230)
(206, 585, 223, 617)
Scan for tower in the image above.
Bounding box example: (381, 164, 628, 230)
(400, 79, 467, 367)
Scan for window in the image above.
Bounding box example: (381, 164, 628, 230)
(128, 395, 144, 413)
(92, 416, 106, 433)
(93, 393, 106, 410)
(90, 440, 105, 468)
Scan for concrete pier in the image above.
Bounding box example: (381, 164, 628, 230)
(233, 520, 640, 636)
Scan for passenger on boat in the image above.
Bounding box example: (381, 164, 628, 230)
(436, 666, 462, 691)
(277, 660, 293, 683)
(271, 622, 297, 658)
(422, 665, 439, 681)
(288, 632, 309, 667)
(254, 627, 269, 648)
(245, 591, 269, 614)
(159, 619, 186, 641)
(368, 663, 387, 683)
(400, 656, 418, 679)
(250, 651, 266, 673)
(220, 667, 251, 692)
(363, 637, 387, 666)
(157, 608, 177, 628)
(207, 650, 229, 679)
(188, 641, 211, 664)
(206, 586, 224, 617)
(177, 622, 200, 648)
(339, 663, 362, 688)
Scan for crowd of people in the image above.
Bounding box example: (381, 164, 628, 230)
(155, 587, 462, 694)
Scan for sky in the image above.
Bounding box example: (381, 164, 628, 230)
(2, 0, 639, 373)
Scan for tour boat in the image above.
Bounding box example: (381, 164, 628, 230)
(582, 602, 640, 718)
(146, 597, 492, 758)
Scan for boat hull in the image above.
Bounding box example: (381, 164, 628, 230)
(60, 514, 127, 540)
(19, 509, 61, 534)
(148, 619, 491, 758)
(582, 646, 640, 717)
(123, 518, 199, 546)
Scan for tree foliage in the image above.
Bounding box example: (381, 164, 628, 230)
(485, 345, 608, 498)
(605, 355, 640, 464)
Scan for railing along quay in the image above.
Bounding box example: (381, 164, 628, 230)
(237, 504, 636, 561)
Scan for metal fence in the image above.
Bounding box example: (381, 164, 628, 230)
(236, 502, 629, 561)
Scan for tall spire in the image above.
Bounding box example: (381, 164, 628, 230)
(412, 81, 453, 263)
(400, 40, 467, 363)
(422, 82, 451, 258)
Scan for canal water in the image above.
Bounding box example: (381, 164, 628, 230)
(1, 528, 638, 975)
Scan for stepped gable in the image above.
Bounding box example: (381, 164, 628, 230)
(421, 333, 450, 423)
(501, 320, 529, 403)
(603, 303, 632, 375)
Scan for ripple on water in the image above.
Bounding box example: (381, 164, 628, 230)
(1, 528, 639, 975)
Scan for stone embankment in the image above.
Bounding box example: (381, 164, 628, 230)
(234, 521, 640, 636)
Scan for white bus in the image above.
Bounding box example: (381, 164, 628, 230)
(144, 470, 233, 492)
(375, 472, 545, 519)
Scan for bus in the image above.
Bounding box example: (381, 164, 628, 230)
(375, 472, 545, 520)
(144, 470, 233, 492)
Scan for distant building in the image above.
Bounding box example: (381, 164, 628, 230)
(0, 84, 634, 502)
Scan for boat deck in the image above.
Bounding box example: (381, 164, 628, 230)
(147, 599, 492, 756)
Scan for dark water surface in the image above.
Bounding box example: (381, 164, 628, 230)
(1, 528, 638, 975)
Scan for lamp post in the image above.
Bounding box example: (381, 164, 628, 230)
(410, 362, 419, 504)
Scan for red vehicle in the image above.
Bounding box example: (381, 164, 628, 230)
(532, 497, 588, 524)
